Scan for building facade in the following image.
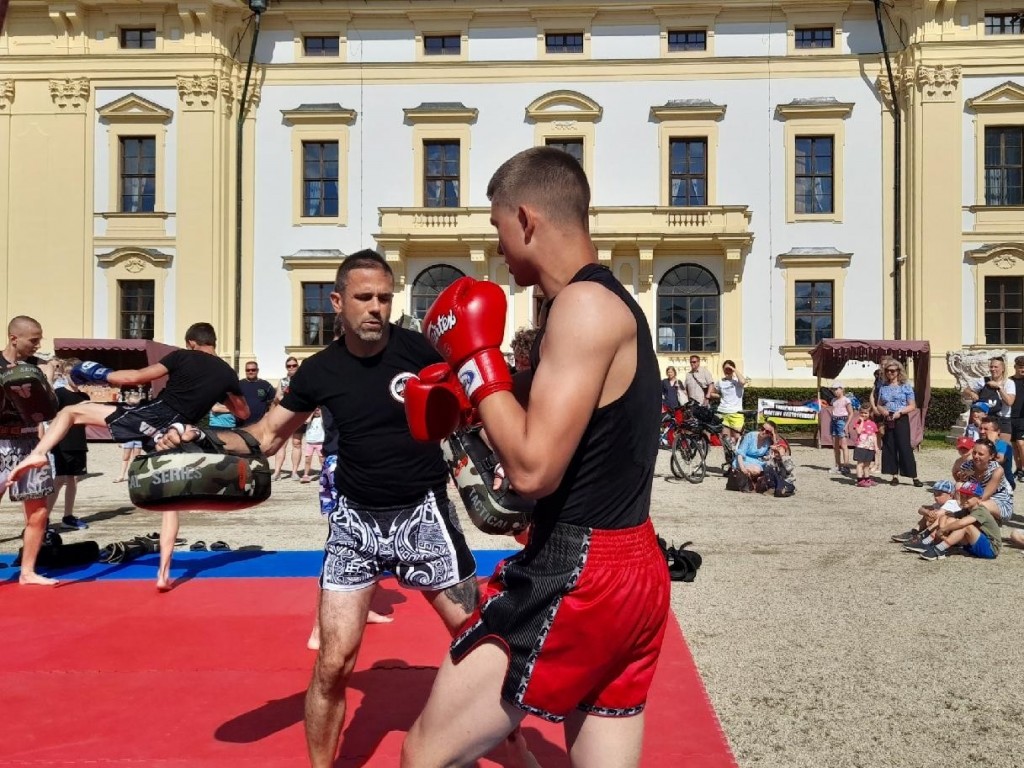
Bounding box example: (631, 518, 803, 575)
(2, 0, 1023, 384)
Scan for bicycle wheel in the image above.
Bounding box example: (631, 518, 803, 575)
(671, 436, 706, 483)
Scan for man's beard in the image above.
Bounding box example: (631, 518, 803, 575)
(352, 326, 384, 343)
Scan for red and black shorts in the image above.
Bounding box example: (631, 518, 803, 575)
(451, 518, 670, 722)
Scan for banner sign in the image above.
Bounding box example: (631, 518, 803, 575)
(756, 398, 819, 426)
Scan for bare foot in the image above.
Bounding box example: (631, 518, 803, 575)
(156, 568, 172, 592)
(113, 477, 125, 483)
(367, 610, 394, 624)
(9, 452, 49, 482)
(19, 572, 59, 586)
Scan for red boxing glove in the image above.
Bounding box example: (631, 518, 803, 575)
(405, 363, 474, 442)
(424, 277, 512, 406)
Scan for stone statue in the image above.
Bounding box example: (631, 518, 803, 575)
(946, 348, 1009, 404)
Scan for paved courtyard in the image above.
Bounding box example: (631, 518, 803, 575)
(2, 441, 1021, 768)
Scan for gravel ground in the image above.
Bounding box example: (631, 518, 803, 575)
(3, 441, 1022, 767)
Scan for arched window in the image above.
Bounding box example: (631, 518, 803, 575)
(411, 264, 466, 319)
(657, 264, 720, 353)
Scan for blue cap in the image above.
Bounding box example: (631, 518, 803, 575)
(970, 402, 990, 414)
(931, 479, 955, 495)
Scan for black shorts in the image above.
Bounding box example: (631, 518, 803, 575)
(105, 401, 182, 446)
(53, 449, 87, 477)
(997, 416, 1012, 436)
(852, 447, 876, 463)
(1012, 418, 1024, 441)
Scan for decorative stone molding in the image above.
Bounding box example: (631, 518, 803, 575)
(0, 80, 14, 111)
(913, 64, 960, 103)
(49, 78, 89, 111)
(97, 93, 173, 124)
(177, 75, 219, 109)
(526, 90, 602, 123)
(965, 242, 1024, 266)
(96, 247, 173, 268)
(947, 348, 1010, 398)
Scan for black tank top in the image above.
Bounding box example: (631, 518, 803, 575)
(530, 264, 660, 532)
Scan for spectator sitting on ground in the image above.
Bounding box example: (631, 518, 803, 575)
(979, 414, 1015, 491)
(890, 479, 962, 545)
(762, 437, 795, 497)
(734, 419, 778, 481)
(951, 437, 1014, 524)
(901, 467, 1003, 562)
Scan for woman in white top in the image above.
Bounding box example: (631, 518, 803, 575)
(963, 356, 1015, 444)
(709, 359, 747, 443)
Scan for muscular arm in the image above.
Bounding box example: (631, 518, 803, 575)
(224, 392, 250, 421)
(107, 363, 168, 387)
(477, 283, 631, 499)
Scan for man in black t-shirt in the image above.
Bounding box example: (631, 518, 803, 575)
(46, 360, 93, 531)
(155, 251, 480, 768)
(8, 322, 249, 591)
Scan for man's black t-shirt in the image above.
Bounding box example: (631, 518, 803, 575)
(55, 388, 91, 451)
(157, 350, 242, 424)
(281, 325, 446, 506)
(238, 377, 275, 425)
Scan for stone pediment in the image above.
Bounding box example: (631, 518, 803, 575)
(98, 94, 173, 123)
(526, 90, 602, 122)
(966, 81, 1024, 113)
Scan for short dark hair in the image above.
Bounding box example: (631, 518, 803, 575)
(974, 437, 996, 456)
(7, 315, 41, 335)
(332, 312, 344, 340)
(334, 249, 393, 294)
(487, 146, 590, 229)
(723, 359, 736, 368)
(980, 415, 998, 427)
(184, 322, 217, 346)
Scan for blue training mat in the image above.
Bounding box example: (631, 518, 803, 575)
(0, 549, 518, 582)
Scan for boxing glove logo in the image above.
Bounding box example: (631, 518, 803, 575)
(426, 310, 457, 347)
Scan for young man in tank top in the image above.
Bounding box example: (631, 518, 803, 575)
(402, 147, 669, 767)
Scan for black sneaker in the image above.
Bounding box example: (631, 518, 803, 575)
(902, 539, 932, 553)
(891, 529, 920, 544)
(919, 546, 948, 561)
(61, 515, 89, 530)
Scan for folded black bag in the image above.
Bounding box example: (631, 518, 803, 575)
(15, 540, 101, 569)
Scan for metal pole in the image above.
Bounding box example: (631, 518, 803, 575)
(233, 10, 262, 373)
(874, 0, 902, 340)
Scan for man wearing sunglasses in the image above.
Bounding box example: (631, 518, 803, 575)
(238, 361, 275, 427)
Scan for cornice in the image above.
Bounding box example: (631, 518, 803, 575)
(526, 90, 603, 122)
(403, 103, 478, 124)
(775, 98, 854, 120)
(281, 104, 357, 126)
(650, 100, 726, 122)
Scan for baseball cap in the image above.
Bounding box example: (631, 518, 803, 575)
(931, 479, 955, 495)
(970, 402, 990, 414)
(832, 382, 844, 389)
(956, 436, 975, 452)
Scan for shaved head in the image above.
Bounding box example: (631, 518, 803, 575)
(8, 315, 40, 335)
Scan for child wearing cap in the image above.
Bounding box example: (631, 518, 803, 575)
(890, 479, 962, 544)
(851, 405, 878, 487)
(827, 382, 851, 474)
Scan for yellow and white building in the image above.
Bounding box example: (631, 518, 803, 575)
(2, 0, 1024, 383)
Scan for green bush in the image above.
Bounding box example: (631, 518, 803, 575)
(924, 388, 966, 432)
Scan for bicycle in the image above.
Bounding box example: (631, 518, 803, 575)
(668, 406, 709, 483)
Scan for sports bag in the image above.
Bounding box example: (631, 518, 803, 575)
(128, 429, 271, 511)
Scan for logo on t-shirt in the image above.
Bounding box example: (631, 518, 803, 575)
(389, 372, 416, 404)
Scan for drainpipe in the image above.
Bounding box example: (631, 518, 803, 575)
(874, 0, 902, 339)
(233, 1, 266, 372)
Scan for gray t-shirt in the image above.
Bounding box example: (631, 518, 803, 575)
(684, 368, 714, 405)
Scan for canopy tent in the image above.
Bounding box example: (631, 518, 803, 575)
(811, 339, 931, 448)
(53, 338, 180, 440)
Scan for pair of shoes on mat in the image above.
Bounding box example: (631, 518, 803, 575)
(143, 532, 187, 547)
(189, 541, 231, 552)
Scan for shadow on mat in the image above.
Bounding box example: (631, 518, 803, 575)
(215, 659, 566, 767)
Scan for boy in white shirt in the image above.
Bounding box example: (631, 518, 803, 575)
(890, 479, 962, 545)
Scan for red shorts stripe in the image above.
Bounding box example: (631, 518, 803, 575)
(451, 519, 670, 721)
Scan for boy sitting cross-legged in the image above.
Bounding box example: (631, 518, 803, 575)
(890, 479, 962, 545)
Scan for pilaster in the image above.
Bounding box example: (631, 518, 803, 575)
(0, 80, 13, 314)
(903, 62, 962, 347)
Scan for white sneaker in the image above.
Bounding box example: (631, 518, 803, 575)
(828, 467, 844, 474)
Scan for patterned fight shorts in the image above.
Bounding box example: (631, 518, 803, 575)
(451, 518, 670, 722)
(320, 485, 476, 592)
(0, 437, 55, 502)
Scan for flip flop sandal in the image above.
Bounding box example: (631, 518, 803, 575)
(189, 541, 207, 551)
(210, 541, 231, 552)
